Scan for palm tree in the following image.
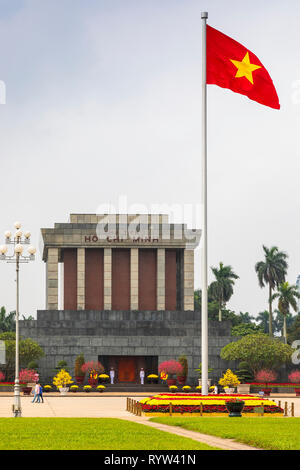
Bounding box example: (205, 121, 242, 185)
(272, 282, 300, 343)
(209, 262, 239, 322)
(256, 310, 271, 334)
(273, 309, 294, 336)
(255, 246, 288, 337)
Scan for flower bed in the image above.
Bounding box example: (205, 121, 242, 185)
(139, 393, 283, 415)
(247, 382, 300, 388)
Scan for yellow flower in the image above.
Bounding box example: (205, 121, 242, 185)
(219, 369, 240, 387)
(53, 369, 74, 388)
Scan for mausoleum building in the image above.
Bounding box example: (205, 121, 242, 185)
(20, 213, 236, 383)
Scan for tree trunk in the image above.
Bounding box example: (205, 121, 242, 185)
(283, 314, 287, 344)
(268, 285, 273, 337)
(218, 305, 222, 322)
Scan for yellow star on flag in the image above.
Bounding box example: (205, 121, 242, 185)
(230, 52, 261, 84)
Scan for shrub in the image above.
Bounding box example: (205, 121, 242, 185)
(219, 369, 240, 388)
(75, 354, 85, 377)
(288, 370, 300, 384)
(53, 369, 73, 389)
(158, 360, 183, 377)
(221, 334, 293, 374)
(27, 361, 38, 370)
(0, 371, 5, 382)
(255, 369, 278, 384)
(178, 355, 188, 377)
(19, 369, 39, 383)
(81, 361, 104, 375)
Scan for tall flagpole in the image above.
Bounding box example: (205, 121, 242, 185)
(201, 11, 208, 396)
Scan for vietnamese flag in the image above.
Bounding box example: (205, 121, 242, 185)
(207, 25, 280, 109)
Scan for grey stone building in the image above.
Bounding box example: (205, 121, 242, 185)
(20, 213, 236, 384)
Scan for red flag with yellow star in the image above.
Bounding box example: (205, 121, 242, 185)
(207, 25, 280, 109)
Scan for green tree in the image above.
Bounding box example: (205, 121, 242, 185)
(255, 245, 288, 337)
(178, 355, 188, 377)
(287, 314, 300, 344)
(274, 309, 295, 337)
(256, 310, 272, 334)
(209, 262, 239, 322)
(0, 332, 44, 380)
(195, 363, 214, 378)
(220, 333, 293, 374)
(236, 312, 255, 324)
(231, 323, 263, 337)
(234, 361, 254, 383)
(75, 354, 85, 377)
(272, 282, 300, 343)
(0, 307, 16, 333)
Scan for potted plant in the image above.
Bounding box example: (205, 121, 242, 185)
(44, 385, 52, 393)
(158, 360, 183, 386)
(98, 374, 110, 383)
(225, 398, 245, 417)
(81, 361, 104, 387)
(19, 369, 39, 396)
(182, 385, 191, 393)
(236, 362, 253, 394)
(219, 369, 240, 394)
(83, 385, 92, 393)
(177, 355, 188, 385)
(288, 370, 300, 396)
(169, 385, 178, 393)
(70, 385, 79, 393)
(97, 385, 106, 393)
(74, 354, 85, 384)
(147, 374, 159, 384)
(53, 369, 74, 395)
(195, 363, 214, 388)
(255, 369, 277, 396)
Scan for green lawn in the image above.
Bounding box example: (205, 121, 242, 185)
(150, 417, 300, 450)
(0, 418, 219, 450)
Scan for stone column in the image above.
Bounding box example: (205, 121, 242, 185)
(184, 249, 194, 311)
(77, 248, 85, 310)
(46, 248, 59, 310)
(130, 248, 139, 310)
(104, 248, 112, 310)
(157, 248, 165, 310)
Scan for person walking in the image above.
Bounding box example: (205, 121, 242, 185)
(31, 382, 41, 403)
(38, 383, 44, 403)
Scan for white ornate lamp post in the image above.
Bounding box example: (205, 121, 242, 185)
(0, 222, 36, 417)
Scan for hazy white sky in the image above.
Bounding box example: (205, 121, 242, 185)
(0, 0, 299, 318)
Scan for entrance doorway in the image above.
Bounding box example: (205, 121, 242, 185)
(98, 355, 158, 383)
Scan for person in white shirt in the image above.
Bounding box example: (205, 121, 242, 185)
(140, 368, 145, 385)
(32, 383, 41, 403)
(110, 368, 115, 385)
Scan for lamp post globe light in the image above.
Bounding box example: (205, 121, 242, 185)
(0, 222, 36, 417)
